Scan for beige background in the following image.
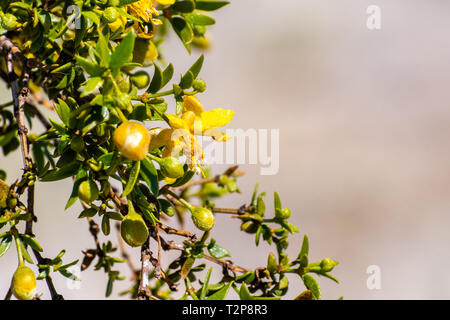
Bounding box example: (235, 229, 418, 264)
(2, 0, 450, 299)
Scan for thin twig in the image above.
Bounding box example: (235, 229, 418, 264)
(137, 237, 152, 300)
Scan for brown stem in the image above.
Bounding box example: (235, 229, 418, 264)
(137, 237, 151, 300)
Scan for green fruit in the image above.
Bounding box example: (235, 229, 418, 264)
(78, 180, 99, 204)
(190, 207, 215, 231)
(131, 71, 150, 89)
(12, 265, 36, 300)
(160, 157, 184, 179)
(102, 7, 119, 23)
(120, 206, 149, 247)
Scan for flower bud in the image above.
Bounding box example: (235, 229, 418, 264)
(113, 121, 151, 161)
(12, 265, 36, 300)
(120, 206, 149, 247)
(192, 78, 206, 92)
(102, 7, 119, 23)
(320, 258, 338, 272)
(78, 180, 99, 204)
(160, 157, 184, 179)
(131, 71, 150, 89)
(190, 207, 215, 231)
(275, 208, 291, 220)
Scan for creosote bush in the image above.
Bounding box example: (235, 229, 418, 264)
(0, 0, 339, 300)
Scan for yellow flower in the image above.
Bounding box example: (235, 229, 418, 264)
(156, 0, 175, 4)
(109, 0, 161, 38)
(149, 96, 235, 170)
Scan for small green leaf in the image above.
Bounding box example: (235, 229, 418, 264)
(195, 0, 230, 11)
(181, 257, 195, 280)
(81, 77, 103, 97)
(187, 13, 216, 26)
(59, 268, 80, 281)
(0, 234, 12, 258)
(179, 70, 194, 89)
(17, 238, 34, 264)
(207, 281, 233, 300)
(110, 32, 135, 69)
(40, 162, 81, 182)
(140, 157, 159, 195)
(96, 32, 111, 67)
(147, 63, 163, 93)
(161, 63, 174, 89)
(256, 193, 265, 216)
(274, 192, 282, 211)
(200, 267, 212, 300)
(101, 214, 111, 235)
(171, 0, 195, 13)
(239, 283, 280, 300)
(121, 161, 140, 197)
(207, 242, 230, 259)
(302, 274, 321, 300)
(75, 56, 103, 77)
(19, 234, 43, 252)
(106, 277, 114, 297)
(188, 54, 204, 79)
(55, 99, 71, 126)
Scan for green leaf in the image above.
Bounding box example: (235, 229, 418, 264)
(256, 192, 265, 216)
(81, 77, 103, 97)
(147, 63, 163, 94)
(140, 157, 159, 195)
(121, 161, 140, 197)
(40, 162, 81, 182)
(75, 56, 103, 77)
(19, 234, 43, 252)
(187, 13, 216, 26)
(274, 192, 282, 211)
(195, 0, 230, 11)
(200, 267, 212, 300)
(161, 64, 174, 89)
(101, 214, 111, 235)
(119, 0, 140, 5)
(239, 283, 280, 300)
(250, 184, 259, 206)
(106, 277, 114, 297)
(65, 168, 87, 209)
(0, 234, 12, 258)
(96, 32, 111, 67)
(179, 70, 194, 89)
(181, 257, 195, 280)
(207, 281, 233, 300)
(171, 0, 195, 13)
(59, 268, 81, 281)
(171, 16, 194, 52)
(110, 32, 135, 69)
(298, 235, 309, 260)
(17, 238, 34, 264)
(302, 274, 321, 300)
(207, 242, 230, 259)
(54, 99, 71, 127)
(106, 211, 124, 221)
(188, 54, 204, 79)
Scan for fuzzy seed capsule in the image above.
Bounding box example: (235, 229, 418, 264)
(190, 207, 215, 231)
(113, 121, 151, 161)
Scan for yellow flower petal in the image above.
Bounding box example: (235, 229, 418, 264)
(167, 114, 189, 130)
(157, 0, 175, 5)
(149, 128, 173, 150)
(200, 108, 235, 131)
(183, 96, 204, 116)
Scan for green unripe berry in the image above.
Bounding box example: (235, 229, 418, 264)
(102, 7, 119, 23)
(131, 71, 150, 89)
(120, 208, 149, 247)
(160, 157, 184, 179)
(12, 265, 36, 300)
(192, 78, 207, 92)
(190, 207, 215, 231)
(78, 180, 99, 204)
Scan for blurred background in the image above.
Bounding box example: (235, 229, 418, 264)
(2, 0, 450, 299)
